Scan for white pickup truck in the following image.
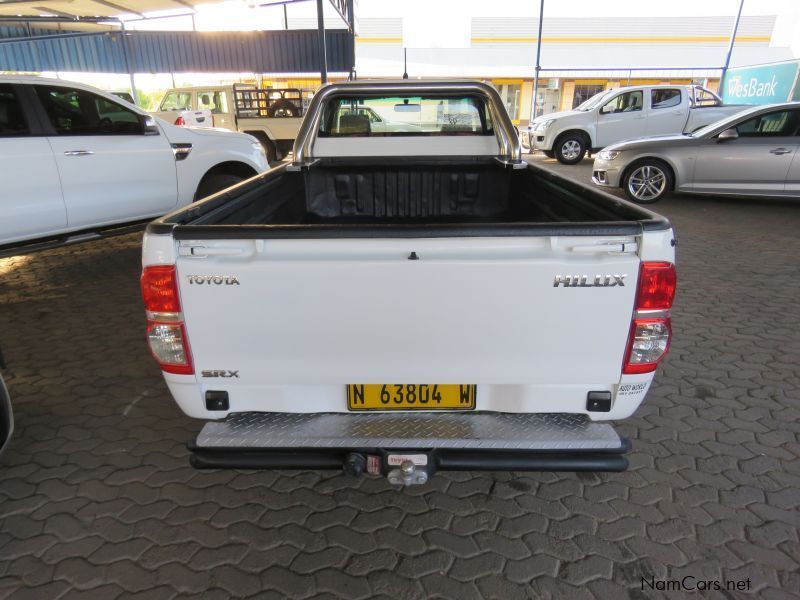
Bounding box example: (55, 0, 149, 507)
(527, 84, 744, 164)
(154, 84, 310, 163)
(0, 76, 269, 256)
(141, 80, 677, 485)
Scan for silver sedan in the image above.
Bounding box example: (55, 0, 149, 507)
(592, 102, 800, 203)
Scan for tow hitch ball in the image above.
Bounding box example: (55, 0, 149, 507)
(343, 452, 429, 486)
(387, 460, 428, 486)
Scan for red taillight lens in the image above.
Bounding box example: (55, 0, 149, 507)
(623, 261, 676, 374)
(141, 265, 193, 375)
(174, 115, 185, 126)
(141, 265, 181, 313)
(636, 261, 676, 310)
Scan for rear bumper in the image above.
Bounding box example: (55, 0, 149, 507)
(188, 411, 631, 474)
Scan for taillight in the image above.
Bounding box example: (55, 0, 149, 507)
(623, 318, 672, 374)
(636, 261, 676, 310)
(174, 115, 185, 126)
(623, 261, 676, 374)
(141, 265, 193, 375)
(141, 265, 180, 313)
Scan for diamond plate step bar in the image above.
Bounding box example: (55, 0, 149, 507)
(188, 412, 630, 473)
(196, 412, 625, 451)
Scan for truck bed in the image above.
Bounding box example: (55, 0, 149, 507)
(148, 159, 670, 237)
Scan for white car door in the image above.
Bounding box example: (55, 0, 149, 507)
(35, 84, 178, 229)
(689, 108, 800, 196)
(594, 90, 646, 147)
(0, 83, 66, 246)
(646, 88, 687, 137)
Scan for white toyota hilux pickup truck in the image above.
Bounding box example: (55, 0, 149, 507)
(141, 80, 677, 485)
(527, 84, 743, 164)
(0, 76, 268, 257)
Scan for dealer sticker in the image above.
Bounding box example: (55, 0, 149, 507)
(387, 454, 428, 466)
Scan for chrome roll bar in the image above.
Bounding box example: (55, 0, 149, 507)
(292, 80, 522, 166)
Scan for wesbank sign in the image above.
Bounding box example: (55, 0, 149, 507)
(721, 61, 800, 105)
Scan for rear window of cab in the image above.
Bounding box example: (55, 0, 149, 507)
(319, 95, 494, 137)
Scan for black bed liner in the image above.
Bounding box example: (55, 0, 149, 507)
(147, 158, 671, 238)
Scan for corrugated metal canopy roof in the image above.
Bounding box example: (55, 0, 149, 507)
(0, 0, 201, 18)
(0, 28, 354, 73)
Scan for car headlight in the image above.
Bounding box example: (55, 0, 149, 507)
(534, 119, 555, 130)
(598, 150, 621, 161)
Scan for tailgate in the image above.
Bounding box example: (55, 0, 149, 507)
(176, 235, 640, 386)
(182, 109, 212, 126)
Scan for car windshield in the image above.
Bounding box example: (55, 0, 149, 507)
(690, 106, 761, 138)
(576, 90, 613, 111)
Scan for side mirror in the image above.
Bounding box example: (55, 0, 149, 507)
(142, 115, 160, 136)
(717, 127, 738, 142)
(600, 104, 613, 115)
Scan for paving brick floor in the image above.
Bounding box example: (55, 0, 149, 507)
(0, 157, 798, 598)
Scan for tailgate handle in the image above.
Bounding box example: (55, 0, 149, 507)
(179, 245, 244, 258)
(569, 241, 638, 254)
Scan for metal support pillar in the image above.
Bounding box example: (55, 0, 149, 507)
(720, 0, 745, 89)
(347, 0, 355, 79)
(316, 0, 328, 84)
(530, 0, 544, 122)
(120, 23, 138, 105)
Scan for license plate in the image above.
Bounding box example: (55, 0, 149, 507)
(347, 384, 476, 411)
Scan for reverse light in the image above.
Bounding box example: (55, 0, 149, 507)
(141, 265, 193, 375)
(147, 323, 191, 371)
(623, 319, 672, 374)
(623, 261, 677, 374)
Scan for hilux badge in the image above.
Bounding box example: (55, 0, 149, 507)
(553, 274, 627, 287)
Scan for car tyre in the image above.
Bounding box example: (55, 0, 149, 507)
(542, 150, 555, 159)
(554, 133, 586, 165)
(267, 100, 300, 118)
(623, 160, 672, 204)
(195, 173, 245, 201)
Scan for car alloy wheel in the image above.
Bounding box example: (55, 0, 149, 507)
(627, 165, 667, 202)
(560, 139, 583, 162)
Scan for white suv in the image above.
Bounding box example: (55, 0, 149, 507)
(0, 76, 269, 254)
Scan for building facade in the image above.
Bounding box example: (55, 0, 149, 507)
(351, 9, 799, 125)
